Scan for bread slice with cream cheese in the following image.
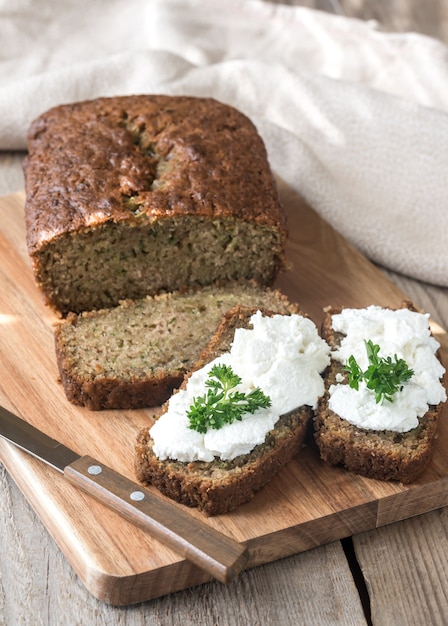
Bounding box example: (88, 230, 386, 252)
(135, 305, 327, 516)
(314, 302, 446, 483)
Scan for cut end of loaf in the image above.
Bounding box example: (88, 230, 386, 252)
(34, 216, 286, 315)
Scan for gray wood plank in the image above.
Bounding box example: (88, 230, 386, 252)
(353, 510, 448, 626)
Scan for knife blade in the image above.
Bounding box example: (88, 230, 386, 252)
(0, 405, 249, 584)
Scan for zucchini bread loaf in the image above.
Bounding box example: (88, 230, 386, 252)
(135, 305, 330, 516)
(314, 303, 447, 483)
(24, 95, 287, 315)
(54, 283, 299, 411)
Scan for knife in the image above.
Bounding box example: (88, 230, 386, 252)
(0, 405, 249, 584)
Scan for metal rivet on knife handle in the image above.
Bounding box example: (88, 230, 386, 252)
(64, 455, 249, 584)
(130, 491, 145, 502)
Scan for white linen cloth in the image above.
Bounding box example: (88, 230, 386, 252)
(1, 0, 448, 286)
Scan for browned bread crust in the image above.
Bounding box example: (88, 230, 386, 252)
(135, 306, 311, 516)
(314, 303, 444, 483)
(24, 95, 287, 315)
(54, 284, 300, 410)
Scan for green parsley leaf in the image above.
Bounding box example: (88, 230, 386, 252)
(345, 339, 414, 404)
(187, 363, 272, 434)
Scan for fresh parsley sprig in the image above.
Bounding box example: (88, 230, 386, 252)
(345, 339, 414, 404)
(187, 363, 272, 434)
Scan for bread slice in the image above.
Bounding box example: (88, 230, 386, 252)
(54, 283, 300, 410)
(135, 306, 312, 516)
(314, 303, 445, 483)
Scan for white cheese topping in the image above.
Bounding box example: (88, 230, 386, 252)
(328, 306, 446, 432)
(150, 311, 330, 462)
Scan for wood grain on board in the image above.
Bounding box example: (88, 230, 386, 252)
(0, 189, 447, 606)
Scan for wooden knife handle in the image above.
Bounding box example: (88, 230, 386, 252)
(64, 455, 248, 584)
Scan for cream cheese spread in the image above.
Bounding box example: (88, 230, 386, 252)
(328, 306, 446, 432)
(150, 310, 330, 462)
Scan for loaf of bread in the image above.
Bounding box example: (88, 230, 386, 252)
(54, 283, 300, 411)
(135, 306, 315, 516)
(314, 303, 447, 483)
(24, 95, 287, 315)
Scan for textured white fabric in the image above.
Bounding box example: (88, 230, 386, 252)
(1, 0, 448, 285)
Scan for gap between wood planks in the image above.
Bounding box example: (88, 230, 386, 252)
(341, 537, 373, 626)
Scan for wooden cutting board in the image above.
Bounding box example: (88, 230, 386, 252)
(1, 187, 448, 606)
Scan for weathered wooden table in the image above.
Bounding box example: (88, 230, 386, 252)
(2, 2, 448, 624)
